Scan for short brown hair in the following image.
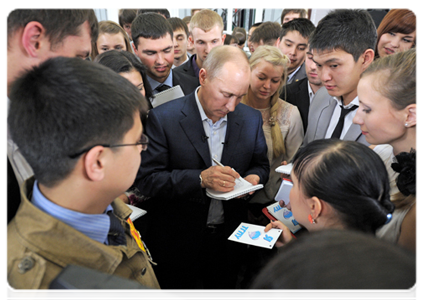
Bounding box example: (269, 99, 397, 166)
(189, 9, 223, 34)
(118, 9, 137, 27)
(7, 9, 98, 49)
(281, 9, 308, 23)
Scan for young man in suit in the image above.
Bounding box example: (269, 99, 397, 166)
(303, 9, 376, 146)
(7, 57, 159, 289)
(7, 9, 99, 223)
(282, 44, 323, 133)
(135, 46, 269, 289)
(131, 12, 198, 96)
(278, 18, 316, 84)
(168, 17, 190, 68)
(174, 9, 226, 86)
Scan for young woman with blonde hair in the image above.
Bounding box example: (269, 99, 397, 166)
(242, 45, 303, 209)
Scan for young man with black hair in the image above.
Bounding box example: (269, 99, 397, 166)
(278, 18, 316, 84)
(7, 9, 99, 223)
(7, 57, 159, 289)
(303, 9, 376, 146)
(131, 12, 198, 95)
(280, 9, 308, 24)
(167, 17, 190, 68)
(248, 21, 281, 53)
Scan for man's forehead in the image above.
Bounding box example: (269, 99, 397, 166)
(311, 48, 352, 60)
(138, 34, 173, 49)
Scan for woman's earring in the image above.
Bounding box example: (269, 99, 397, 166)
(308, 214, 316, 224)
(405, 123, 409, 127)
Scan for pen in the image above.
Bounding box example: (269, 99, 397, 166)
(212, 158, 224, 167)
(212, 158, 241, 183)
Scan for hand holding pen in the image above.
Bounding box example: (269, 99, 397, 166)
(199, 158, 240, 192)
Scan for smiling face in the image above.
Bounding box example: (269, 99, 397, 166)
(377, 31, 416, 58)
(353, 73, 408, 146)
(97, 32, 127, 54)
(190, 25, 225, 68)
(249, 59, 284, 104)
(198, 61, 250, 123)
(312, 48, 365, 104)
(133, 33, 174, 83)
(278, 31, 308, 74)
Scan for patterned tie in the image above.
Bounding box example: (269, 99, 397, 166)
(331, 105, 358, 139)
(155, 84, 171, 93)
(107, 211, 127, 246)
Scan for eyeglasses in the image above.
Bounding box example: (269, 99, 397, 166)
(68, 134, 149, 159)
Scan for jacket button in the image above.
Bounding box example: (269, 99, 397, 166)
(140, 268, 147, 276)
(18, 256, 35, 274)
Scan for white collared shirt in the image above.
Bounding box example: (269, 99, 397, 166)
(325, 96, 360, 139)
(4, 95, 34, 187)
(194, 87, 227, 224)
(307, 81, 316, 105)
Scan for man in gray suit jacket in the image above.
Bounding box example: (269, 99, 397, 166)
(303, 9, 377, 146)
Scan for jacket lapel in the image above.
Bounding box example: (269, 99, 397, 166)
(179, 94, 211, 167)
(221, 111, 243, 165)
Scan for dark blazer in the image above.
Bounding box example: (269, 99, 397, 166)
(174, 54, 200, 86)
(172, 68, 199, 95)
(281, 77, 310, 132)
(303, 87, 369, 146)
(135, 91, 269, 288)
(288, 61, 307, 84)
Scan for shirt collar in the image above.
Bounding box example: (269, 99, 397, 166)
(334, 95, 360, 108)
(194, 86, 227, 124)
(31, 180, 112, 244)
(288, 64, 302, 82)
(147, 69, 173, 91)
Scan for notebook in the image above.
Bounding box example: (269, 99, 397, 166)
(275, 163, 293, 175)
(206, 177, 263, 200)
(151, 85, 184, 108)
(126, 204, 147, 221)
(263, 202, 302, 234)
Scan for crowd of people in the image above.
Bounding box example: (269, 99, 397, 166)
(7, 8, 416, 291)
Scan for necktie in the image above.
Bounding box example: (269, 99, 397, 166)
(331, 105, 358, 139)
(156, 84, 171, 93)
(107, 211, 127, 246)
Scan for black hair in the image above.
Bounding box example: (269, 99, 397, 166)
(167, 17, 189, 37)
(94, 50, 154, 108)
(251, 229, 415, 289)
(292, 139, 394, 234)
(250, 22, 262, 29)
(118, 9, 137, 27)
(131, 12, 174, 48)
(8, 57, 148, 187)
(137, 9, 170, 19)
(280, 18, 315, 40)
(280, 9, 308, 23)
(309, 9, 377, 61)
(7, 9, 99, 47)
(249, 21, 281, 45)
